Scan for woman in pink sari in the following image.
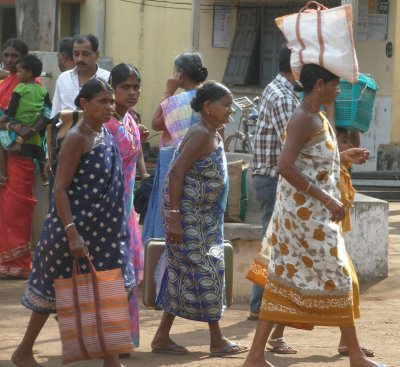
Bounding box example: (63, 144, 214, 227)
(105, 64, 145, 349)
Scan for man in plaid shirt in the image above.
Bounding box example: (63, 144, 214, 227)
(249, 44, 300, 354)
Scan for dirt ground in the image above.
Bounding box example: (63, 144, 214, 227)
(0, 202, 399, 367)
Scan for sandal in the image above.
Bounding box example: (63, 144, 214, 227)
(337, 345, 375, 357)
(267, 337, 297, 354)
(247, 312, 259, 321)
(210, 341, 248, 357)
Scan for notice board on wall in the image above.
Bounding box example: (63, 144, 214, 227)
(357, 0, 389, 40)
(212, 3, 232, 48)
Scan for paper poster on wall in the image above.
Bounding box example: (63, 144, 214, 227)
(212, 3, 232, 48)
(357, 0, 388, 41)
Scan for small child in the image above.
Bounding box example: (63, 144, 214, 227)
(336, 127, 369, 232)
(0, 54, 51, 185)
(336, 127, 375, 358)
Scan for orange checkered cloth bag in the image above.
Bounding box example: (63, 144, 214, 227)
(54, 258, 134, 364)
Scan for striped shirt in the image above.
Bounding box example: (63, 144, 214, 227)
(252, 73, 300, 177)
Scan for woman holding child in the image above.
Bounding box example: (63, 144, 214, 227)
(0, 38, 49, 279)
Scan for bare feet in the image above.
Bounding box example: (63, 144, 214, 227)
(350, 356, 388, 367)
(243, 356, 275, 367)
(338, 345, 375, 357)
(11, 350, 42, 367)
(102, 355, 124, 367)
(151, 337, 188, 355)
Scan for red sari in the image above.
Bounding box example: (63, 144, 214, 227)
(0, 73, 39, 278)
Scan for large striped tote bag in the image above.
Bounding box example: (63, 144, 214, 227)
(54, 258, 133, 364)
(275, 1, 358, 83)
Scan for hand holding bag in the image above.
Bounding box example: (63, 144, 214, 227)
(54, 257, 133, 364)
(275, 1, 358, 83)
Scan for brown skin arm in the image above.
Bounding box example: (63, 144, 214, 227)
(137, 146, 149, 178)
(54, 129, 89, 258)
(152, 71, 182, 131)
(167, 126, 214, 244)
(151, 104, 166, 131)
(340, 147, 369, 165)
(278, 111, 345, 222)
(15, 115, 49, 141)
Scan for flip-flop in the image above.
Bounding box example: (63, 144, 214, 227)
(210, 342, 248, 357)
(267, 337, 297, 354)
(338, 345, 375, 357)
(152, 342, 188, 355)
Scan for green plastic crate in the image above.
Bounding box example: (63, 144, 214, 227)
(334, 73, 378, 132)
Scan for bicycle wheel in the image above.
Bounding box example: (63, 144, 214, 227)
(224, 133, 251, 153)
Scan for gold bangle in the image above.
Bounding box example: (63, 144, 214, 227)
(304, 181, 312, 193)
(64, 222, 75, 231)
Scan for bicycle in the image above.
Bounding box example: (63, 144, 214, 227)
(224, 96, 259, 154)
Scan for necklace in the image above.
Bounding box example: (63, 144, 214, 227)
(114, 112, 138, 153)
(84, 122, 101, 134)
(301, 98, 320, 114)
(113, 111, 124, 123)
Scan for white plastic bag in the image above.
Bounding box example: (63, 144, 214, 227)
(275, 1, 358, 83)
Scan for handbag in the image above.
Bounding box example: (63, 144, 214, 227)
(0, 130, 17, 149)
(275, 1, 358, 83)
(46, 110, 83, 167)
(54, 257, 133, 364)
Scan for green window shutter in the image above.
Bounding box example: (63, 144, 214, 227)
(223, 7, 260, 85)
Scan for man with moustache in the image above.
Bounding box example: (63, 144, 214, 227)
(50, 34, 110, 117)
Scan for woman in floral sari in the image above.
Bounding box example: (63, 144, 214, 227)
(243, 64, 385, 367)
(105, 63, 144, 349)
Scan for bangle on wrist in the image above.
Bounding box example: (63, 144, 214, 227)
(64, 222, 76, 231)
(304, 181, 312, 193)
(15, 136, 24, 144)
(169, 209, 180, 213)
(5, 122, 11, 131)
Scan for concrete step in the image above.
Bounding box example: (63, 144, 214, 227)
(351, 171, 400, 201)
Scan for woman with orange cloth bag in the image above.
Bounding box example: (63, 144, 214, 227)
(12, 78, 135, 367)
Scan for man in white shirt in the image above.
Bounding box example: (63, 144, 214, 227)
(51, 34, 110, 117)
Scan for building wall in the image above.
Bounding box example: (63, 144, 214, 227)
(197, 0, 236, 82)
(391, 0, 400, 144)
(84, 0, 193, 142)
(69, 0, 399, 154)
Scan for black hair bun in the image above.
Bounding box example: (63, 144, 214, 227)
(190, 97, 201, 112)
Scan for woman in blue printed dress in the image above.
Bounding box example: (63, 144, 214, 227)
(12, 78, 135, 367)
(151, 81, 247, 357)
